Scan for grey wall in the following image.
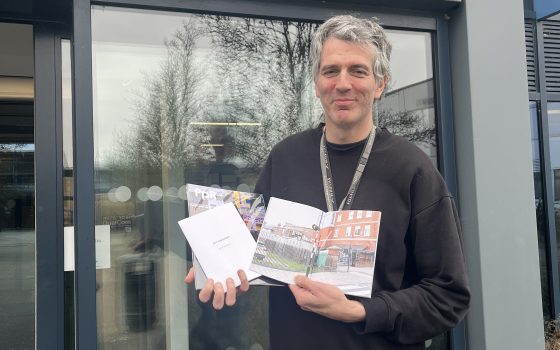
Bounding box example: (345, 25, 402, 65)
(448, 0, 545, 349)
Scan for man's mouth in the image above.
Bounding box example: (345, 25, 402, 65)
(333, 98, 354, 106)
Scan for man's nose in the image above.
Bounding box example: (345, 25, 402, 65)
(335, 71, 351, 92)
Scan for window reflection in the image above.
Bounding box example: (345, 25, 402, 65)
(0, 142, 35, 350)
(550, 103, 560, 310)
(530, 101, 552, 320)
(61, 39, 76, 350)
(377, 31, 436, 165)
(0, 22, 35, 350)
(92, 6, 439, 349)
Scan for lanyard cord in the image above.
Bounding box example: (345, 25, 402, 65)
(320, 127, 376, 212)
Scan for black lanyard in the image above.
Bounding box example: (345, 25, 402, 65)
(320, 127, 376, 212)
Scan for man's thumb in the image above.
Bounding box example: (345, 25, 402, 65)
(294, 275, 312, 289)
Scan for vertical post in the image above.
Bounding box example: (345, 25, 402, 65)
(35, 23, 65, 350)
(71, 0, 97, 349)
(434, 15, 466, 350)
(448, 0, 544, 348)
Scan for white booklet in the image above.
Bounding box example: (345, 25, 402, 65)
(185, 184, 277, 289)
(178, 202, 261, 287)
(250, 197, 381, 298)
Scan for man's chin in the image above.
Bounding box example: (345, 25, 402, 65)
(329, 115, 360, 129)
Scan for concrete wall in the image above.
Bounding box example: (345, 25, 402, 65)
(448, 0, 545, 349)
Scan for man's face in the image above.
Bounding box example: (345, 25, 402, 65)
(315, 38, 385, 132)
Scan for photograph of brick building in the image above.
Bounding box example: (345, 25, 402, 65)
(317, 210, 381, 271)
(250, 198, 381, 297)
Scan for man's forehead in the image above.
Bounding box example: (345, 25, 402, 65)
(321, 37, 375, 54)
(319, 38, 376, 64)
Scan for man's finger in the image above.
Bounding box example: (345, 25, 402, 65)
(225, 278, 237, 306)
(212, 282, 225, 310)
(288, 283, 302, 298)
(199, 278, 214, 303)
(294, 275, 315, 291)
(289, 283, 313, 308)
(184, 267, 196, 284)
(238, 269, 250, 293)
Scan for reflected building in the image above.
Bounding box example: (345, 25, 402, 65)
(378, 78, 437, 164)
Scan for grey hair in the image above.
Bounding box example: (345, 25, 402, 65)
(311, 15, 392, 84)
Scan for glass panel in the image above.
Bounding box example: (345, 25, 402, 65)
(91, 6, 440, 349)
(550, 102, 560, 310)
(530, 101, 551, 320)
(376, 31, 437, 165)
(0, 22, 35, 350)
(61, 39, 76, 350)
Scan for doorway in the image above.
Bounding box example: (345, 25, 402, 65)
(0, 21, 35, 350)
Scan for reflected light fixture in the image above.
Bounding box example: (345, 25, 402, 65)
(200, 144, 225, 147)
(0, 77, 33, 99)
(190, 122, 261, 126)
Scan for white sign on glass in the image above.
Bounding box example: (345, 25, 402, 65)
(64, 225, 111, 271)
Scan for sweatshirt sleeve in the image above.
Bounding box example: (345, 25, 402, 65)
(354, 195, 470, 344)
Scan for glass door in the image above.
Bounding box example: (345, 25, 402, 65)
(0, 22, 35, 350)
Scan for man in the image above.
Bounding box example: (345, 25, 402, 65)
(186, 15, 470, 349)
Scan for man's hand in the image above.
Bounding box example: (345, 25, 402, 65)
(288, 275, 366, 323)
(184, 267, 250, 310)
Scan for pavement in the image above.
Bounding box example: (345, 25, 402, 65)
(0, 229, 35, 350)
(251, 257, 374, 298)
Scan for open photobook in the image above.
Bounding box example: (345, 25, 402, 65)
(182, 184, 274, 289)
(250, 197, 381, 298)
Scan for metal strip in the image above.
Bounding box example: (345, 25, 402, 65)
(434, 17, 458, 198)
(547, 92, 560, 102)
(435, 17, 465, 350)
(537, 21, 560, 319)
(72, 0, 98, 348)
(91, 0, 437, 30)
(525, 10, 537, 20)
(34, 23, 65, 350)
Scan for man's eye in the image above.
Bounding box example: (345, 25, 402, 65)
(353, 69, 368, 76)
(322, 69, 338, 77)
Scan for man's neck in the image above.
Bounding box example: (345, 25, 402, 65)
(324, 122, 374, 144)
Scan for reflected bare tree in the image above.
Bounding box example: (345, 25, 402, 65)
(115, 20, 213, 169)
(112, 16, 436, 172)
(377, 109, 436, 146)
(203, 16, 322, 167)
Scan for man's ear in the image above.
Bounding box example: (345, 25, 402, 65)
(373, 77, 387, 100)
